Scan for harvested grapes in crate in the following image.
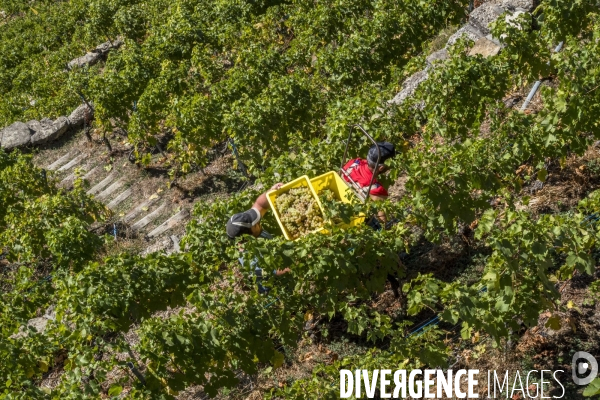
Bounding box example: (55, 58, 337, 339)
(275, 187, 324, 239)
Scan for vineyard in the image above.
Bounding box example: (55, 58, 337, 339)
(2, 0, 600, 398)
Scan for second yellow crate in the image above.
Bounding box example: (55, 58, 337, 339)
(310, 171, 366, 229)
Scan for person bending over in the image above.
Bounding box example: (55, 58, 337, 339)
(226, 183, 290, 293)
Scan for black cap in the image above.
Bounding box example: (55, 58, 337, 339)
(367, 142, 396, 165)
(226, 208, 261, 238)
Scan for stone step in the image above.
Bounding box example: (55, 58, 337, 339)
(131, 203, 166, 231)
(96, 178, 126, 202)
(46, 152, 73, 171)
(59, 175, 74, 188)
(60, 162, 96, 186)
(123, 196, 161, 223)
(147, 209, 189, 238)
(82, 165, 100, 181)
(107, 188, 133, 210)
(87, 170, 117, 195)
(57, 154, 86, 172)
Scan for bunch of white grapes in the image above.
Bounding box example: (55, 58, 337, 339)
(276, 186, 324, 239)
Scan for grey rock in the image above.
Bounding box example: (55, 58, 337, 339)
(388, 69, 429, 105)
(446, 24, 485, 48)
(26, 118, 53, 133)
(469, 2, 506, 35)
(95, 39, 123, 54)
(426, 49, 449, 67)
(28, 317, 49, 333)
(493, 0, 535, 12)
(142, 237, 173, 256)
(95, 41, 113, 54)
(44, 305, 56, 321)
(26, 120, 43, 133)
(505, 10, 530, 30)
(67, 40, 123, 70)
(497, 10, 531, 41)
(170, 235, 181, 253)
(9, 317, 50, 339)
(30, 116, 70, 145)
(68, 52, 103, 70)
(468, 37, 503, 58)
(68, 103, 94, 127)
(0, 122, 32, 149)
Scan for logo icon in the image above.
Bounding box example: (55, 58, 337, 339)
(572, 351, 598, 385)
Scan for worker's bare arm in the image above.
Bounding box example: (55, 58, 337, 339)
(275, 267, 291, 276)
(253, 183, 284, 216)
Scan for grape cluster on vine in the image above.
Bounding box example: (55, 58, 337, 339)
(319, 188, 337, 203)
(318, 188, 357, 225)
(275, 186, 324, 239)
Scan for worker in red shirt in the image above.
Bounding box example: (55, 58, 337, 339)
(341, 141, 396, 201)
(341, 141, 396, 228)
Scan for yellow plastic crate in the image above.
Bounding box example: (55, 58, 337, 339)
(310, 171, 366, 228)
(267, 175, 326, 240)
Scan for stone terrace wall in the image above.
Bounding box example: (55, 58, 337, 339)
(389, 0, 535, 106)
(0, 39, 121, 150)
